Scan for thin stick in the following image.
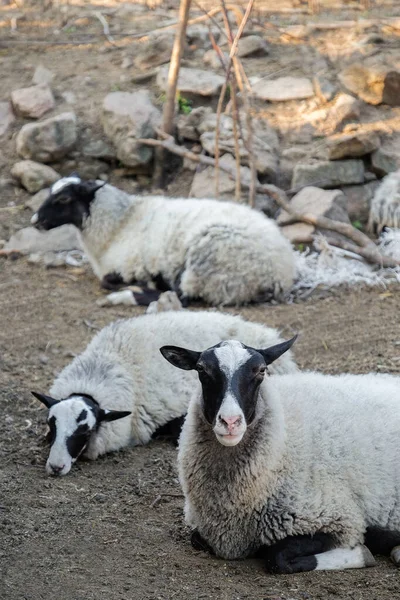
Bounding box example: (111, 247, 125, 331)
(92, 12, 114, 44)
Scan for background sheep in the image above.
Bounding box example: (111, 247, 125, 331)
(32, 311, 297, 476)
(368, 170, 400, 234)
(161, 338, 400, 573)
(30, 176, 295, 306)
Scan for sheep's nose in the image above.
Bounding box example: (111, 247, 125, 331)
(49, 464, 64, 476)
(219, 415, 242, 433)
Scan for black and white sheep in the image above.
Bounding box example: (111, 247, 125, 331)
(30, 176, 295, 306)
(32, 311, 297, 476)
(161, 338, 400, 573)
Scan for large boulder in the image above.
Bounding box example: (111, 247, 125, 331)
(292, 160, 364, 189)
(237, 35, 269, 58)
(11, 84, 55, 119)
(157, 66, 224, 97)
(252, 77, 314, 102)
(16, 112, 77, 162)
(11, 160, 60, 193)
(198, 112, 279, 178)
(327, 131, 380, 160)
(4, 225, 81, 254)
(370, 135, 400, 176)
(278, 186, 350, 244)
(338, 63, 400, 107)
(102, 90, 161, 169)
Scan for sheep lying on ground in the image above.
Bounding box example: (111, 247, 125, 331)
(30, 176, 295, 306)
(32, 311, 297, 476)
(161, 338, 400, 573)
(368, 170, 400, 234)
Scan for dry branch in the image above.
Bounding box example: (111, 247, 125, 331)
(138, 131, 400, 270)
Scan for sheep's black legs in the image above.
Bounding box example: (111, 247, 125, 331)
(261, 534, 375, 573)
(152, 415, 186, 445)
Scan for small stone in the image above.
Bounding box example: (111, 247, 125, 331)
(327, 131, 380, 160)
(327, 94, 360, 132)
(292, 160, 364, 189)
(370, 135, 400, 176)
(237, 35, 269, 58)
(121, 57, 133, 69)
(0, 102, 15, 136)
(32, 65, 54, 86)
(39, 354, 49, 364)
(313, 76, 336, 102)
(16, 112, 77, 163)
(341, 181, 380, 222)
(11, 84, 55, 119)
(102, 90, 161, 169)
(82, 139, 116, 161)
(177, 106, 213, 141)
(61, 91, 76, 104)
(134, 34, 175, 70)
(157, 66, 225, 97)
(186, 25, 220, 50)
(253, 77, 314, 102)
(4, 225, 81, 254)
(11, 161, 59, 193)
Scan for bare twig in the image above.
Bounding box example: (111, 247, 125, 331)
(137, 132, 400, 269)
(92, 11, 114, 44)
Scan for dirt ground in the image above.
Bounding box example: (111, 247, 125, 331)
(2, 1, 400, 599)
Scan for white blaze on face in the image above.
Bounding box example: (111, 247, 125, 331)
(213, 341, 251, 446)
(51, 176, 81, 194)
(46, 397, 96, 476)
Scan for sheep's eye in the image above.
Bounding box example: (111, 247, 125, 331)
(259, 367, 266, 374)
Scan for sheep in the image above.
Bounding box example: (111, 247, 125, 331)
(160, 338, 400, 573)
(368, 170, 400, 234)
(30, 176, 295, 306)
(31, 311, 297, 476)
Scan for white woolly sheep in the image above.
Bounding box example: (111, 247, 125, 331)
(32, 311, 297, 476)
(368, 170, 400, 234)
(30, 176, 295, 306)
(161, 338, 400, 573)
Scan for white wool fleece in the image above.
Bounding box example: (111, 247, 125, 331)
(78, 185, 295, 305)
(179, 371, 400, 560)
(50, 311, 297, 460)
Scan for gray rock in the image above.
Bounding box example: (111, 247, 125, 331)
(82, 139, 116, 160)
(134, 34, 175, 70)
(341, 181, 380, 222)
(25, 188, 50, 212)
(198, 112, 279, 177)
(237, 35, 269, 58)
(157, 66, 224, 97)
(16, 112, 77, 163)
(102, 90, 161, 169)
(190, 153, 253, 200)
(0, 102, 15, 136)
(370, 135, 400, 176)
(186, 25, 220, 50)
(11, 160, 60, 193)
(11, 84, 55, 119)
(4, 225, 81, 254)
(292, 160, 365, 189)
(338, 63, 400, 107)
(203, 49, 227, 70)
(253, 76, 314, 102)
(326, 94, 360, 132)
(313, 76, 336, 102)
(278, 186, 350, 244)
(32, 65, 54, 86)
(327, 131, 380, 160)
(177, 106, 213, 141)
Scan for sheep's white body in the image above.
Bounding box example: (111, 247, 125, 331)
(50, 311, 297, 460)
(79, 185, 295, 305)
(368, 170, 400, 233)
(179, 371, 400, 560)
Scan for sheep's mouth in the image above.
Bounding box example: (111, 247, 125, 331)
(215, 432, 244, 447)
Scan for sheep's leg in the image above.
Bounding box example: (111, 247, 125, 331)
(101, 271, 126, 291)
(152, 415, 186, 445)
(191, 530, 215, 554)
(263, 534, 375, 573)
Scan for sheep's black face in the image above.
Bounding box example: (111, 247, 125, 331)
(31, 176, 106, 231)
(31, 392, 131, 476)
(160, 336, 297, 447)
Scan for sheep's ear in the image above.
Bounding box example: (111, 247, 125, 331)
(31, 391, 60, 409)
(98, 409, 131, 423)
(78, 180, 106, 201)
(257, 335, 298, 366)
(160, 346, 201, 371)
